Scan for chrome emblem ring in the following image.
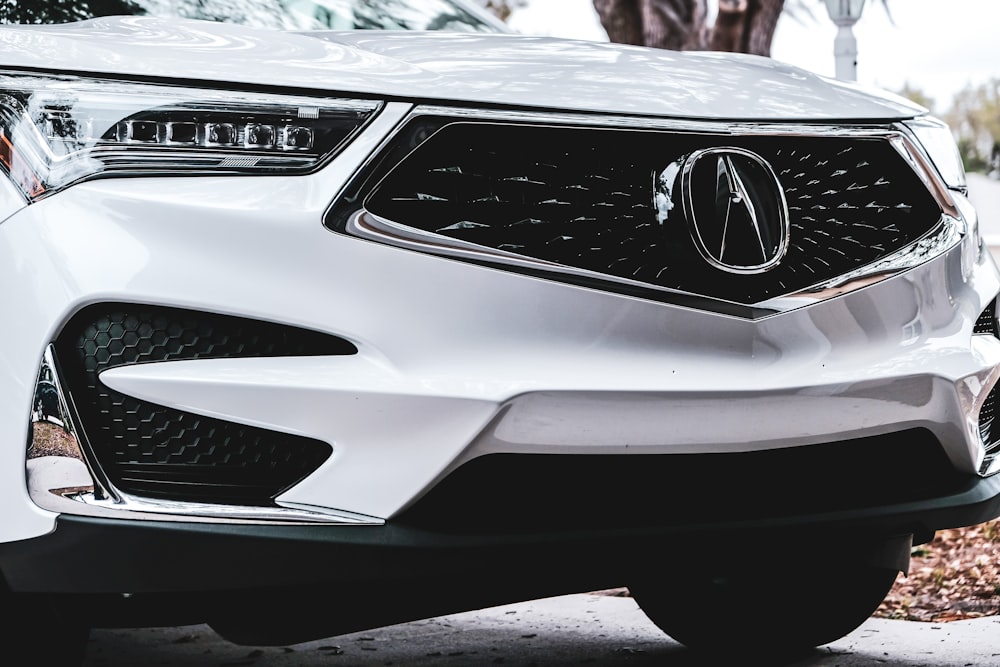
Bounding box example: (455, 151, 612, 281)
(680, 147, 790, 274)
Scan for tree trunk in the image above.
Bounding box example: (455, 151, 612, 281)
(595, 0, 783, 56)
(639, 0, 708, 51)
(744, 0, 784, 56)
(595, 0, 707, 50)
(593, 0, 644, 46)
(709, 0, 747, 52)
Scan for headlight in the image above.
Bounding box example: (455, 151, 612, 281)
(0, 72, 381, 201)
(903, 116, 967, 193)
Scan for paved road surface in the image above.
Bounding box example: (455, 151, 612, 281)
(81, 592, 1000, 666)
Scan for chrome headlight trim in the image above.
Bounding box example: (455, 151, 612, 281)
(902, 116, 968, 194)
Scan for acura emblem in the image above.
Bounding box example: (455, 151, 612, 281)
(680, 147, 789, 274)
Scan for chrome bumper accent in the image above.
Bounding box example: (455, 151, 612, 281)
(27, 345, 381, 526)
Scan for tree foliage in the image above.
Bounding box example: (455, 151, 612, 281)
(473, 0, 525, 21)
(896, 82, 935, 115)
(945, 79, 1000, 174)
(0, 0, 144, 24)
(898, 80, 1000, 174)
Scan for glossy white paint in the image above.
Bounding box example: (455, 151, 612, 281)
(97, 270, 1000, 519)
(99, 357, 502, 519)
(0, 121, 992, 526)
(0, 17, 923, 121)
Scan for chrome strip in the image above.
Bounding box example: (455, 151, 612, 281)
(334, 105, 964, 319)
(27, 345, 382, 525)
(888, 133, 961, 221)
(28, 345, 113, 500)
(65, 491, 382, 525)
(984, 457, 1000, 477)
(754, 214, 962, 309)
(410, 105, 904, 137)
(352, 207, 961, 318)
(348, 210, 766, 315)
(30, 484, 382, 525)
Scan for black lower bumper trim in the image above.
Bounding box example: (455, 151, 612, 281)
(396, 429, 969, 534)
(2, 473, 999, 597)
(0, 473, 997, 642)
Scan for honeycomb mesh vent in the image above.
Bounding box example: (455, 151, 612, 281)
(54, 304, 355, 505)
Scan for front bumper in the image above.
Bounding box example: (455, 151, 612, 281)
(0, 102, 999, 552)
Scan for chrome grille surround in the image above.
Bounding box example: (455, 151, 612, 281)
(979, 384, 1000, 476)
(326, 107, 962, 319)
(974, 298, 1000, 475)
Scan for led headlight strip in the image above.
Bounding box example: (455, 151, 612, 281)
(0, 72, 382, 201)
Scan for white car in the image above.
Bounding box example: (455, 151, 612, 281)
(0, 3, 997, 663)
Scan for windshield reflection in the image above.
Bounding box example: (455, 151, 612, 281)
(0, 0, 500, 32)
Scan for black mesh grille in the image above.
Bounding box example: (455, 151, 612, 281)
(974, 299, 998, 337)
(54, 304, 355, 505)
(330, 119, 943, 306)
(396, 429, 967, 534)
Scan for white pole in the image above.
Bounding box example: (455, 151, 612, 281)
(833, 23, 858, 81)
(824, 0, 866, 82)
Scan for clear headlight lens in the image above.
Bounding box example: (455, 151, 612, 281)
(0, 72, 381, 201)
(904, 116, 967, 193)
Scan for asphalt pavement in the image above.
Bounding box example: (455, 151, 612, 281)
(80, 592, 1000, 666)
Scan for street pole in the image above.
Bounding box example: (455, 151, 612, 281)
(823, 0, 867, 82)
(833, 22, 858, 81)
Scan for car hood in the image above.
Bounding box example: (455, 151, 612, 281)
(0, 16, 923, 121)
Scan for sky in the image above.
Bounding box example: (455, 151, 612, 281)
(506, 0, 1000, 113)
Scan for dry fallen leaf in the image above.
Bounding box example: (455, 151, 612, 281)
(876, 519, 1000, 622)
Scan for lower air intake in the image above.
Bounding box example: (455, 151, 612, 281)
(54, 304, 354, 505)
(396, 429, 966, 534)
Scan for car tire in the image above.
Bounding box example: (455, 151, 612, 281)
(0, 590, 90, 665)
(630, 564, 898, 654)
